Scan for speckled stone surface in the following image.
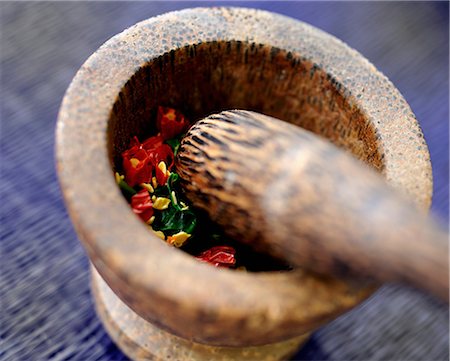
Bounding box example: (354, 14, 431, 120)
(56, 6, 433, 359)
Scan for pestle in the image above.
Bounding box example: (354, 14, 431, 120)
(176, 110, 448, 301)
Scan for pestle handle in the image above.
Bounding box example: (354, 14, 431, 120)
(176, 110, 448, 301)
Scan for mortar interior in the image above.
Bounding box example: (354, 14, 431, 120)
(108, 40, 383, 271)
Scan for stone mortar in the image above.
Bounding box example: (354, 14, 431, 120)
(56, 7, 433, 360)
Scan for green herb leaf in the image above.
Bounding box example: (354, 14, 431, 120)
(166, 173, 181, 210)
(166, 136, 182, 156)
(153, 204, 197, 235)
(167, 172, 179, 187)
(118, 179, 137, 200)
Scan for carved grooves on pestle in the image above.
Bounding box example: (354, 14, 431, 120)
(176, 110, 290, 257)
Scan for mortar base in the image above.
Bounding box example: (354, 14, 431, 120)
(91, 267, 309, 360)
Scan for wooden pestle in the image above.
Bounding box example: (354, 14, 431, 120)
(176, 110, 449, 301)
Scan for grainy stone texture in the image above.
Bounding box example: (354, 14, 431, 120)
(1, 2, 448, 361)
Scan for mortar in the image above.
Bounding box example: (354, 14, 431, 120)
(56, 7, 433, 360)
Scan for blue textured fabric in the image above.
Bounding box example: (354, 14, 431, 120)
(1, 2, 448, 360)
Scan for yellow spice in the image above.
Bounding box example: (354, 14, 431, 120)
(153, 197, 171, 210)
(114, 172, 124, 184)
(152, 230, 165, 240)
(130, 158, 140, 168)
(158, 161, 167, 174)
(140, 183, 154, 193)
(171, 191, 178, 205)
(167, 231, 191, 247)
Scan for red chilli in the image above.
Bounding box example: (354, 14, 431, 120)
(122, 145, 152, 187)
(122, 136, 174, 187)
(157, 106, 189, 140)
(130, 189, 154, 222)
(196, 246, 236, 268)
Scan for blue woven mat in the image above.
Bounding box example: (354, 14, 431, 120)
(1, 2, 448, 360)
